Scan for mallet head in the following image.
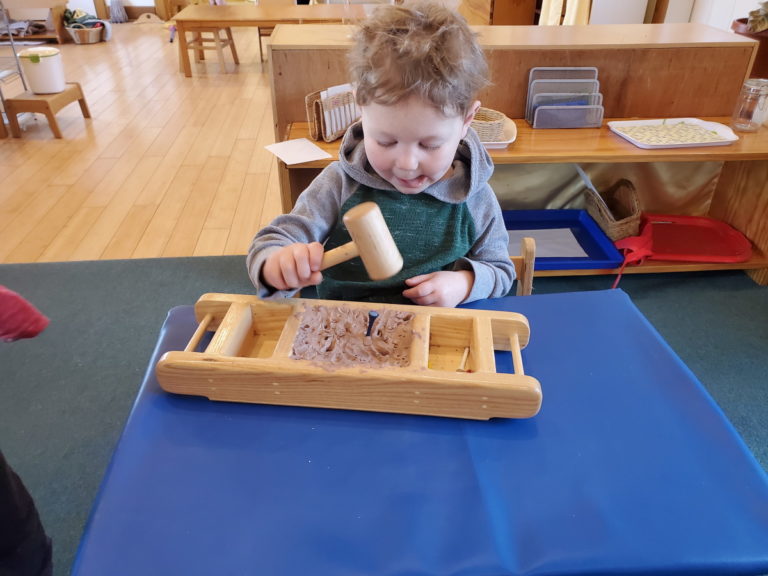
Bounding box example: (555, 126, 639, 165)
(320, 202, 403, 280)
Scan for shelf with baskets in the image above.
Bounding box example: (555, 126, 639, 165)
(284, 117, 768, 167)
(269, 23, 768, 285)
(0, 4, 67, 44)
(282, 118, 768, 278)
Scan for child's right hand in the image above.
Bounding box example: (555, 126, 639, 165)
(261, 242, 325, 291)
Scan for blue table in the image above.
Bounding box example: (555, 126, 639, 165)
(73, 289, 768, 576)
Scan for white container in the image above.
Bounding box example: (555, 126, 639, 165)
(18, 47, 66, 94)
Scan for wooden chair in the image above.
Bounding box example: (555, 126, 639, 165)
(511, 237, 536, 296)
(170, 0, 239, 74)
(256, 0, 295, 63)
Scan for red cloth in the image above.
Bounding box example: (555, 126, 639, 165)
(0, 286, 49, 342)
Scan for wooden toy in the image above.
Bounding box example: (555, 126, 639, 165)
(156, 293, 542, 420)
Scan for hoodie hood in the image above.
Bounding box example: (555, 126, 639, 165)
(338, 121, 495, 205)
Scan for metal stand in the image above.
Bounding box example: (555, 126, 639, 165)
(0, 0, 29, 135)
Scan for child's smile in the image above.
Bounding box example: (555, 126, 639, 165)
(361, 96, 477, 195)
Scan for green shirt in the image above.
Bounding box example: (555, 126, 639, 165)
(319, 187, 475, 303)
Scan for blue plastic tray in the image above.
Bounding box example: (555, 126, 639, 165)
(503, 209, 624, 270)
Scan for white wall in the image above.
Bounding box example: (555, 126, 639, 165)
(66, 0, 155, 10)
(663, 0, 694, 22)
(66, 0, 98, 11)
(4, 1, 148, 19)
(590, 0, 649, 24)
(690, 0, 760, 31)
(3, 0, 64, 19)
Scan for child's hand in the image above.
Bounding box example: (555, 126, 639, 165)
(261, 242, 325, 291)
(402, 270, 474, 307)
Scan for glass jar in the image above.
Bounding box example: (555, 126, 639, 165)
(731, 79, 768, 132)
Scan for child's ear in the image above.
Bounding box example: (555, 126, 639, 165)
(461, 101, 482, 137)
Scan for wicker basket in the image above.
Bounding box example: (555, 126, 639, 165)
(305, 89, 358, 142)
(584, 179, 641, 241)
(471, 107, 505, 142)
(66, 26, 102, 45)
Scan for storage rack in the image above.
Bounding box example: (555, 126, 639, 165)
(0, 0, 29, 131)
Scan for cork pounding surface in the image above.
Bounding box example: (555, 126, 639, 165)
(291, 304, 415, 368)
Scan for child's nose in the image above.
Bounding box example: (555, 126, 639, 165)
(395, 148, 419, 171)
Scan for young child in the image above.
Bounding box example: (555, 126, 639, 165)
(247, 0, 514, 307)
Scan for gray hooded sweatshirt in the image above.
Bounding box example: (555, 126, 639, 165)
(247, 122, 515, 305)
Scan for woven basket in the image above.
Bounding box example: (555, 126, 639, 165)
(584, 179, 641, 241)
(67, 26, 102, 45)
(305, 89, 358, 142)
(471, 107, 505, 142)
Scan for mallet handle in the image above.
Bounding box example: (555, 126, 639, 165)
(320, 242, 360, 270)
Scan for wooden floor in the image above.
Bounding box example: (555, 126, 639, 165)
(0, 22, 281, 264)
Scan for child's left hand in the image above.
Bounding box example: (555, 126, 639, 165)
(402, 270, 474, 307)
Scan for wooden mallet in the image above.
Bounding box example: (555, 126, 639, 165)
(320, 202, 403, 280)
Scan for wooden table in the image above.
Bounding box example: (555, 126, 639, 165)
(173, 3, 371, 77)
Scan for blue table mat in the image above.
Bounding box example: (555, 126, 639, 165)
(73, 289, 768, 576)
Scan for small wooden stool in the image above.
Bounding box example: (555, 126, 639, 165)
(4, 82, 91, 139)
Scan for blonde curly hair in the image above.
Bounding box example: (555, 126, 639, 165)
(348, 0, 489, 117)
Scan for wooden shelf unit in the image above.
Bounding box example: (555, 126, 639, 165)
(284, 118, 768, 166)
(3, 5, 67, 44)
(268, 23, 768, 284)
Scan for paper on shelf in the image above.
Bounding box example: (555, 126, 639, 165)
(265, 139, 332, 165)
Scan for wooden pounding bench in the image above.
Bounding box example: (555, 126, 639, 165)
(173, 3, 371, 77)
(155, 293, 543, 420)
(268, 23, 768, 285)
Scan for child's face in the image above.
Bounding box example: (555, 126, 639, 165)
(361, 96, 478, 195)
